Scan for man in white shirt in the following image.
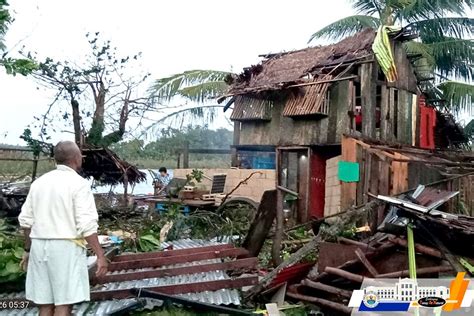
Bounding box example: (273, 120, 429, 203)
(18, 141, 108, 316)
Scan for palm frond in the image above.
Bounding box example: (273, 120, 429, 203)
(398, 0, 472, 21)
(0, 0, 11, 51)
(464, 118, 474, 139)
(308, 15, 380, 43)
(403, 41, 436, 78)
(351, 0, 383, 15)
(179, 81, 229, 103)
(142, 105, 226, 139)
(149, 70, 231, 103)
(436, 81, 474, 112)
(407, 18, 474, 43)
(428, 38, 474, 80)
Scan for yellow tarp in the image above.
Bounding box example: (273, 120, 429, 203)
(372, 25, 402, 82)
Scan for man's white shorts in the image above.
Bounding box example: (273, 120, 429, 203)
(26, 239, 90, 305)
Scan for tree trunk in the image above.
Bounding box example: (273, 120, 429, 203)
(86, 83, 107, 145)
(100, 98, 129, 147)
(242, 190, 277, 257)
(71, 98, 81, 145)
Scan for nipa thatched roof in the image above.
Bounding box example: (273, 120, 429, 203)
(228, 29, 376, 95)
(81, 147, 146, 186)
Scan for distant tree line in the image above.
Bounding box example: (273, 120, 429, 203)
(111, 126, 233, 162)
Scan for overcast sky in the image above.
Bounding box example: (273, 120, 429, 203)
(1, 1, 472, 145)
(0, 0, 357, 145)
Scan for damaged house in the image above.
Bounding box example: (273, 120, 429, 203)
(223, 28, 473, 224)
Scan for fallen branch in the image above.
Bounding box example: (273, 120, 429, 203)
(287, 287, 352, 315)
(244, 236, 320, 300)
(221, 171, 262, 204)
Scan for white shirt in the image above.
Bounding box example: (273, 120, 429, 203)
(19, 165, 98, 239)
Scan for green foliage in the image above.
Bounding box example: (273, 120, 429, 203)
(0, 0, 11, 51)
(137, 233, 161, 252)
(309, 0, 474, 114)
(436, 81, 474, 113)
(308, 15, 380, 43)
(0, 219, 25, 284)
(464, 119, 474, 140)
(149, 70, 231, 103)
(31, 33, 149, 147)
(112, 126, 233, 163)
(147, 70, 232, 128)
(1, 57, 38, 76)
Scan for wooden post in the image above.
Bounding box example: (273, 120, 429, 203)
(31, 155, 39, 182)
(272, 149, 283, 267)
(272, 188, 284, 267)
(183, 141, 189, 168)
(231, 122, 240, 167)
(360, 63, 377, 138)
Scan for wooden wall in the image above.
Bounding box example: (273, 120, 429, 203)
(387, 41, 419, 94)
(238, 81, 352, 146)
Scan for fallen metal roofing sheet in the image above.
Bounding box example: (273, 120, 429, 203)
(0, 239, 246, 315)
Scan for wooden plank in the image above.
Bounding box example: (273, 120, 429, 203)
(325, 266, 364, 283)
(355, 248, 379, 277)
(231, 121, 240, 167)
(360, 63, 377, 138)
(94, 258, 258, 285)
(356, 146, 366, 205)
(380, 85, 389, 140)
(390, 153, 409, 195)
(301, 279, 352, 298)
(109, 248, 249, 271)
(397, 90, 407, 143)
(387, 88, 396, 141)
(335, 81, 352, 143)
(327, 84, 339, 144)
(341, 136, 358, 209)
(112, 244, 235, 262)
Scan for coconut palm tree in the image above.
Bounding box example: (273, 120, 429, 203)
(309, 0, 474, 113)
(144, 69, 233, 135)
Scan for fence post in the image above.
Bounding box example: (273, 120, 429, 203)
(183, 141, 189, 168)
(31, 155, 39, 182)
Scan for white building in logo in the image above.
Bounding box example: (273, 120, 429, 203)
(364, 278, 450, 302)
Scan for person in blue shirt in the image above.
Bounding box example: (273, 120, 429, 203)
(154, 167, 172, 196)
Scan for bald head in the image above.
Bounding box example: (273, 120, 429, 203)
(54, 141, 82, 171)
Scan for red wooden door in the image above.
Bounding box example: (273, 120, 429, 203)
(310, 152, 326, 218)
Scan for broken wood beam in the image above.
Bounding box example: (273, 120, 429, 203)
(112, 244, 235, 262)
(287, 75, 358, 88)
(276, 185, 298, 197)
(324, 267, 365, 283)
(109, 248, 249, 271)
(287, 288, 352, 314)
(376, 265, 454, 278)
(355, 248, 379, 277)
(245, 237, 320, 300)
(242, 190, 277, 257)
(301, 279, 352, 298)
(312, 243, 395, 282)
(338, 237, 376, 252)
(388, 237, 443, 258)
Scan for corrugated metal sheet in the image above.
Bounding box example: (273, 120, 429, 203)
(0, 294, 141, 316)
(0, 239, 242, 315)
(230, 96, 273, 121)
